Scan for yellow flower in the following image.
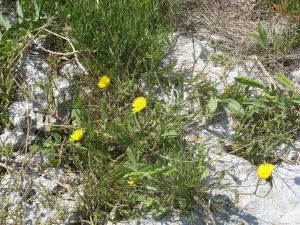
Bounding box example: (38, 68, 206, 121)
(127, 178, 135, 187)
(69, 129, 84, 142)
(98, 75, 110, 89)
(127, 179, 134, 186)
(256, 162, 273, 179)
(132, 96, 147, 113)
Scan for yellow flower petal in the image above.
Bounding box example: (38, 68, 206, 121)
(127, 178, 135, 187)
(132, 96, 147, 113)
(69, 129, 84, 142)
(256, 162, 273, 179)
(98, 75, 110, 89)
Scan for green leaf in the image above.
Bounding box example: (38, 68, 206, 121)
(200, 167, 210, 180)
(248, 32, 267, 49)
(123, 166, 171, 178)
(16, 0, 24, 23)
(219, 84, 237, 99)
(235, 76, 265, 89)
(275, 72, 294, 91)
(145, 197, 156, 208)
(71, 109, 82, 126)
(258, 22, 268, 47)
(161, 130, 178, 138)
(223, 98, 245, 116)
(292, 98, 300, 105)
(33, 0, 41, 21)
(248, 22, 268, 49)
(207, 96, 218, 113)
(219, 171, 225, 180)
(126, 147, 137, 164)
(0, 13, 11, 30)
(29, 144, 39, 153)
(242, 99, 267, 108)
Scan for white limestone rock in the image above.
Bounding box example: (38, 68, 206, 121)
(8, 101, 35, 129)
(0, 153, 82, 225)
(0, 128, 35, 150)
(164, 34, 262, 94)
(0, 49, 75, 148)
(59, 62, 84, 79)
(291, 69, 300, 83)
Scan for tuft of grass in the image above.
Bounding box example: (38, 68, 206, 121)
(41, 0, 171, 76)
(0, 29, 22, 127)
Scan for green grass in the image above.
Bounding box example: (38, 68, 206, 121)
(216, 74, 300, 165)
(63, 89, 223, 221)
(2, 0, 300, 223)
(41, 0, 171, 77)
(248, 21, 300, 56)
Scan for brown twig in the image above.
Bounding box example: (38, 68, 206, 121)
(42, 28, 88, 75)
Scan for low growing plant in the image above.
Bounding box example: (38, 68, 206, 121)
(65, 80, 225, 222)
(210, 73, 300, 164)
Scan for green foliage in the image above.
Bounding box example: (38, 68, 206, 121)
(235, 76, 265, 90)
(275, 72, 294, 91)
(248, 22, 268, 50)
(67, 89, 221, 221)
(210, 53, 231, 67)
(1, 0, 222, 222)
(283, 0, 300, 15)
(248, 21, 300, 55)
(222, 75, 300, 164)
(0, 0, 228, 223)
(205, 92, 245, 117)
(44, 0, 171, 76)
(0, 31, 20, 126)
(224, 99, 245, 117)
(29, 131, 64, 168)
(0, 14, 11, 31)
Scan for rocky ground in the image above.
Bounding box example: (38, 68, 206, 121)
(0, 43, 85, 224)
(114, 31, 300, 225)
(1, 0, 300, 224)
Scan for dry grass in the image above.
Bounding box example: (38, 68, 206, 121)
(177, 1, 264, 54)
(176, 0, 300, 75)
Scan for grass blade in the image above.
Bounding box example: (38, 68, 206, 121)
(16, 0, 24, 23)
(0, 13, 11, 30)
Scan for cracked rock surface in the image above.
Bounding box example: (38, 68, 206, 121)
(0, 45, 82, 149)
(0, 152, 83, 225)
(0, 39, 84, 224)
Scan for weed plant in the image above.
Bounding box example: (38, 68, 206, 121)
(248, 21, 300, 55)
(220, 75, 300, 165)
(0, 0, 226, 223)
(67, 92, 219, 221)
